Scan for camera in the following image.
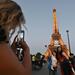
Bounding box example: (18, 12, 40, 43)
(16, 30, 25, 62)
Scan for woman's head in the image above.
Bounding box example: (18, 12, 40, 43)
(0, 0, 25, 42)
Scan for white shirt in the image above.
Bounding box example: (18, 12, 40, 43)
(51, 55, 57, 70)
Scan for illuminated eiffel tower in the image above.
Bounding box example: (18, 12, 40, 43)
(45, 9, 70, 59)
(44, 8, 75, 75)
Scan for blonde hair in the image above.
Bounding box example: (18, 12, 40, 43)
(0, 0, 25, 40)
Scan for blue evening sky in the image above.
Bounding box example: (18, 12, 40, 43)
(13, 0, 75, 54)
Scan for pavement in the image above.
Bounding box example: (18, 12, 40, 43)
(32, 63, 61, 75)
(32, 63, 49, 75)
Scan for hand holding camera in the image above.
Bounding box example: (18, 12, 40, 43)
(11, 30, 28, 61)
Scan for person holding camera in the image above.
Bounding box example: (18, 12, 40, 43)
(0, 0, 32, 75)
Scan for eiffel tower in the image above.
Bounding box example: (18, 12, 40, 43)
(44, 8, 75, 75)
(44, 9, 70, 60)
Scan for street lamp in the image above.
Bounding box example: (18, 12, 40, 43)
(66, 30, 71, 53)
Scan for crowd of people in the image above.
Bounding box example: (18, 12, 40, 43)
(44, 45, 75, 75)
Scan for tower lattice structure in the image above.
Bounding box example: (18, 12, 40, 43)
(44, 9, 70, 59)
